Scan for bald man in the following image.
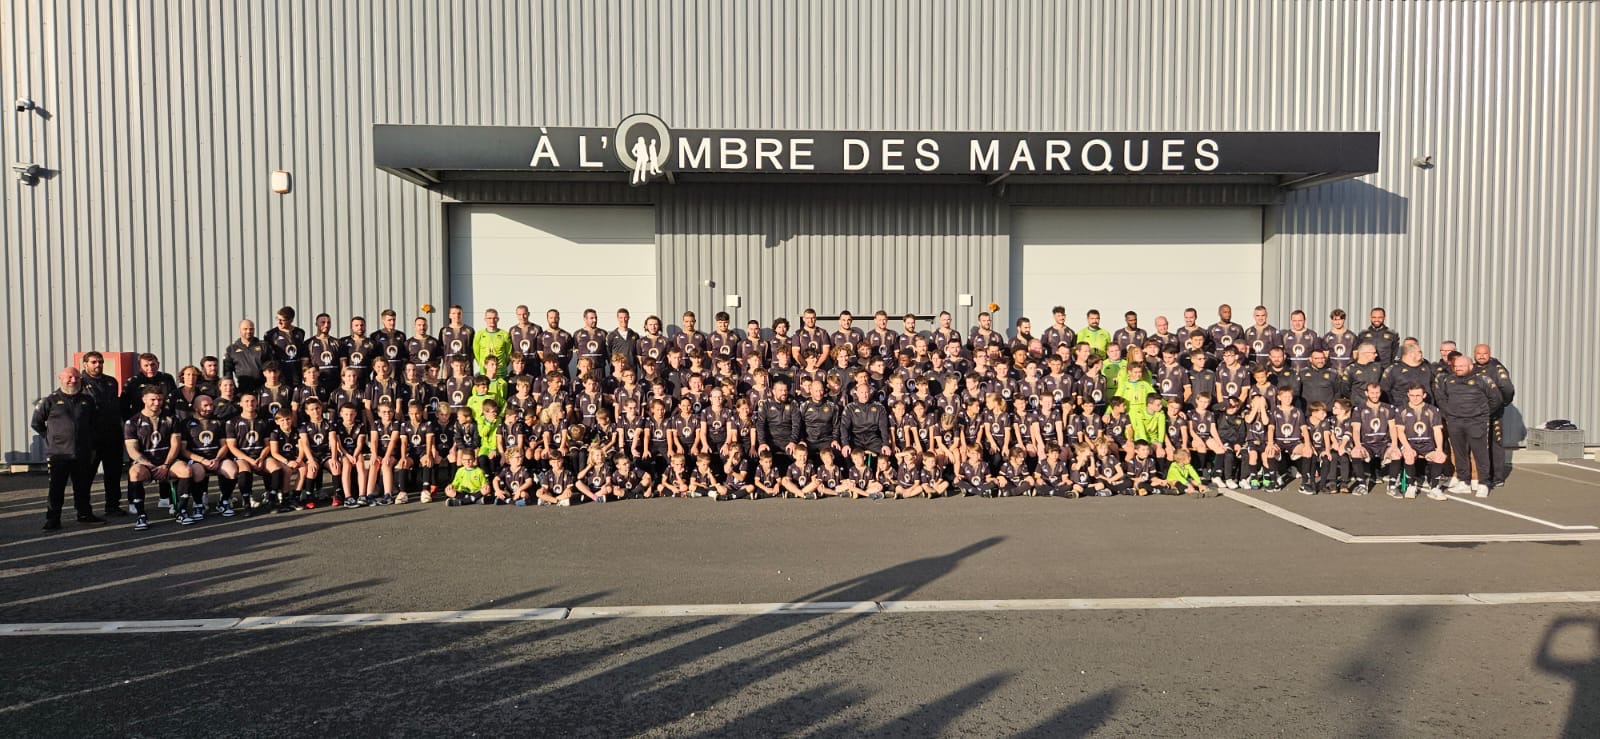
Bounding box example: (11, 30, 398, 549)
(224, 319, 270, 393)
(1473, 344, 1516, 487)
(32, 367, 105, 529)
(1435, 354, 1501, 497)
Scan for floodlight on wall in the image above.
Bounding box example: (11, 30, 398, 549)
(1412, 155, 1435, 169)
(270, 170, 292, 193)
(12, 162, 40, 185)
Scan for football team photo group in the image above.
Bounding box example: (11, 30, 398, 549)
(31, 300, 1516, 533)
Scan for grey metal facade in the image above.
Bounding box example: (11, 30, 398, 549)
(4, 0, 1596, 459)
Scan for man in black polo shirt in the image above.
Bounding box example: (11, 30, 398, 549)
(539, 309, 574, 370)
(1435, 354, 1501, 497)
(439, 305, 476, 378)
(1322, 309, 1358, 372)
(340, 316, 379, 387)
(120, 354, 177, 419)
(407, 315, 442, 378)
(307, 313, 342, 390)
(609, 308, 641, 371)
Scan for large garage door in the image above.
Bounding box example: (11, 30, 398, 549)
(1010, 207, 1262, 332)
(449, 205, 656, 330)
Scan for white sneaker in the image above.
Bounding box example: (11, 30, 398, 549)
(1210, 477, 1226, 488)
(1447, 478, 1471, 495)
(1472, 482, 1489, 498)
(1226, 479, 1239, 489)
(1426, 487, 1448, 501)
(557, 499, 570, 507)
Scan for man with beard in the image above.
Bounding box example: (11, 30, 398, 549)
(539, 309, 575, 371)
(223, 319, 270, 393)
(32, 367, 104, 530)
(1358, 307, 1401, 366)
(1473, 343, 1516, 488)
(79, 352, 127, 514)
(757, 378, 801, 469)
(406, 315, 442, 378)
(1041, 306, 1076, 356)
(339, 316, 379, 387)
(1243, 306, 1281, 366)
(1112, 311, 1148, 355)
(1207, 304, 1245, 363)
(1435, 354, 1501, 497)
(572, 308, 609, 375)
(306, 313, 342, 390)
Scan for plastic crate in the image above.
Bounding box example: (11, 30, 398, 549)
(1525, 427, 1585, 461)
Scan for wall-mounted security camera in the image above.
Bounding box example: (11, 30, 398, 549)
(12, 162, 42, 185)
(14, 98, 34, 113)
(1412, 155, 1435, 169)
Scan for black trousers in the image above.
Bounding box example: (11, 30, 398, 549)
(47, 455, 96, 521)
(92, 433, 125, 509)
(1488, 416, 1511, 484)
(1446, 418, 1491, 483)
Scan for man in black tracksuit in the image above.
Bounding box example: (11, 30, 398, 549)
(79, 351, 127, 514)
(1434, 354, 1502, 496)
(797, 381, 841, 454)
(31, 367, 105, 530)
(841, 381, 893, 462)
(1473, 344, 1516, 487)
(757, 379, 801, 469)
(223, 319, 271, 393)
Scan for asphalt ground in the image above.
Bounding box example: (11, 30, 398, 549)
(2, 463, 1599, 736)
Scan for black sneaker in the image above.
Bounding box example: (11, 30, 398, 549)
(104, 506, 129, 517)
(42, 519, 62, 531)
(76, 513, 107, 525)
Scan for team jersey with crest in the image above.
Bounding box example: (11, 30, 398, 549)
(372, 419, 402, 456)
(401, 418, 437, 459)
(184, 416, 227, 459)
(498, 465, 534, 494)
(1270, 407, 1306, 446)
(334, 420, 366, 455)
(227, 414, 271, 457)
(124, 414, 176, 460)
(1399, 403, 1443, 453)
(340, 335, 379, 383)
(439, 325, 475, 363)
(1282, 329, 1321, 368)
(1322, 329, 1359, 370)
(300, 418, 335, 458)
(540, 468, 575, 492)
(1036, 459, 1068, 486)
(406, 334, 443, 370)
(1356, 402, 1398, 448)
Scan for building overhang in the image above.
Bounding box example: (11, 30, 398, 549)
(374, 122, 1379, 192)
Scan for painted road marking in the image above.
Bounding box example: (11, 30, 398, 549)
(1522, 465, 1600, 487)
(4, 592, 1600, 637)
(1444, 494, 1598, 530)
(1220, 490, 1600, 544)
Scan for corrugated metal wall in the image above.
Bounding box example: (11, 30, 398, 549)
(5, 0, 1597, 459)
(657, 184, 1008, 328)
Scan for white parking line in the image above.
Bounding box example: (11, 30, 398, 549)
(1220, 490, 1600, 544)
(1444, 494, 1598, 530)
(1559, 461, 1600, 474)
(5, 591, 1600, 636)
(1522, 466, 1600, 487)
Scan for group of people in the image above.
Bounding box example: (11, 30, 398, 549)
(30, 301, 1516, 532)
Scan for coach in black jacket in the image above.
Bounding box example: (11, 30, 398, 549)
(31, 367, 106, 530)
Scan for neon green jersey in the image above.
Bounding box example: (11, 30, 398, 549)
(1078, 327, 1111, 357)
(1116, 378, 1156, 412)
(472, 329, 512, 378)
(1165, 462, 1202, 485)
(476, 418, 502, 456)
(1128, 402, 1167, 443)
(451, 466, 488, 495)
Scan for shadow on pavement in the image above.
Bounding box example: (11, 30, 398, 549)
(1536, 616, 1600, 738)
(0, 535, 1132, 735)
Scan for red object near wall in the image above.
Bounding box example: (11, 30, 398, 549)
(72, 351, 137, 395)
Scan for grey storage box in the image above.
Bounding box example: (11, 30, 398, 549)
(1525, 427, 1585, 461)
